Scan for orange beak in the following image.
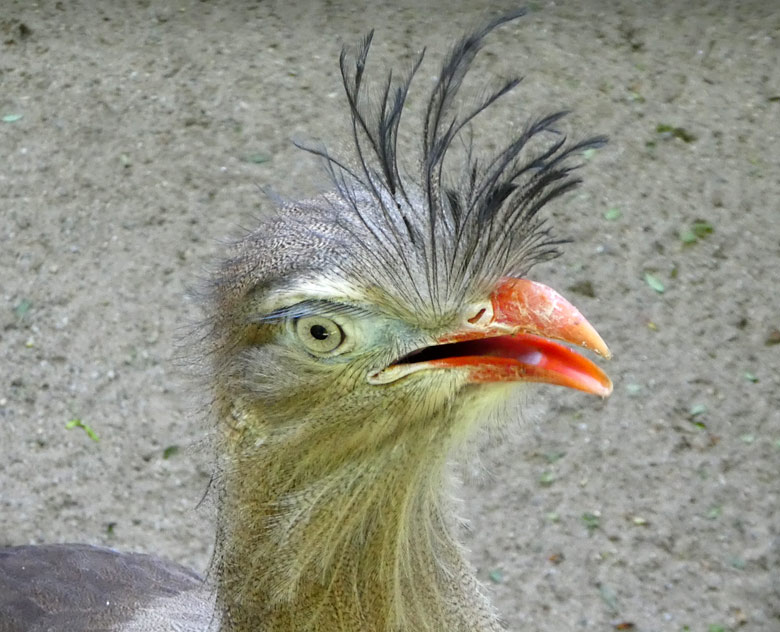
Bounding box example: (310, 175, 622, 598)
(369, 278, 612, 397)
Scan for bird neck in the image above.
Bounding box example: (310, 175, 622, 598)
(212, 401, 501, 632)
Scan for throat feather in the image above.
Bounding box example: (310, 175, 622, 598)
(213, 414, 501, 631)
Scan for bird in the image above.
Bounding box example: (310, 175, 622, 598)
(0, 10, 612, 632)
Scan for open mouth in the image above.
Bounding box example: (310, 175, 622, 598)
(392, 339, 505, 364)
(368, 333, 612, 396)
(367, 277, 612, 397)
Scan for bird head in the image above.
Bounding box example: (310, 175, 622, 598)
(210, 207, 610, 467)
(207, 14, 611, 468)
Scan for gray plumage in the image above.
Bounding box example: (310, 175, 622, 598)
(0, 11, 610, 632)
(0, 544, 212, 632)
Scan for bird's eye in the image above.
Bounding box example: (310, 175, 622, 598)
(295, 316, 345, 354)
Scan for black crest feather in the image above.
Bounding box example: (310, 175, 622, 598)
(298, 9, 607, 314)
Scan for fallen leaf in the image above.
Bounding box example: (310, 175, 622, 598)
(644, 272, 665, 293)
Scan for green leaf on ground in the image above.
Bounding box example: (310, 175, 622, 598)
(544, 451, 566, 463)
(14, 299, 32, 319)
(163, 445, 180, 459)
(656, 123, 697, 143)
(706, 505, 722, 520)
(688, 404, 707, 429)
(582, 512, 600, 532)
(241, 152, 271, 164)
(65, 418, 99, 442)
(728, 556, 746, 569)
(626, 383, 642, 396)
(691, 220, 714, 238)
(598, 583, 619, 612)
(681, 219, 714, 244)
(644, 273, 665, 293)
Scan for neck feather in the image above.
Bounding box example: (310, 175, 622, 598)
(211, 401, 501, 632)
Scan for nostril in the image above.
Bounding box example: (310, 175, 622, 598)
(468, 308, 486, 325)
(467, 302, 493, 326)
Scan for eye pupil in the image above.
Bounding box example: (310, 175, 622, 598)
(295, 316, 344, 354)
(310, 324, 329, 340)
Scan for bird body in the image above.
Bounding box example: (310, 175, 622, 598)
(0, 11, 611, 632)
(0, 544, 212, 631)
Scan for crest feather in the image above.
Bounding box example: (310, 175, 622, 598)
(298, 10, 607, 312)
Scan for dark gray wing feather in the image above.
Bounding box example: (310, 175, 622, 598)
(0, 544, 212, 632)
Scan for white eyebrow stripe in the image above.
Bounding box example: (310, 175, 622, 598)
(253, 276, 371, 319)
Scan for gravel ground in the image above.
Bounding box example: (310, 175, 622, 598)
(1, 1, 778, 630)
